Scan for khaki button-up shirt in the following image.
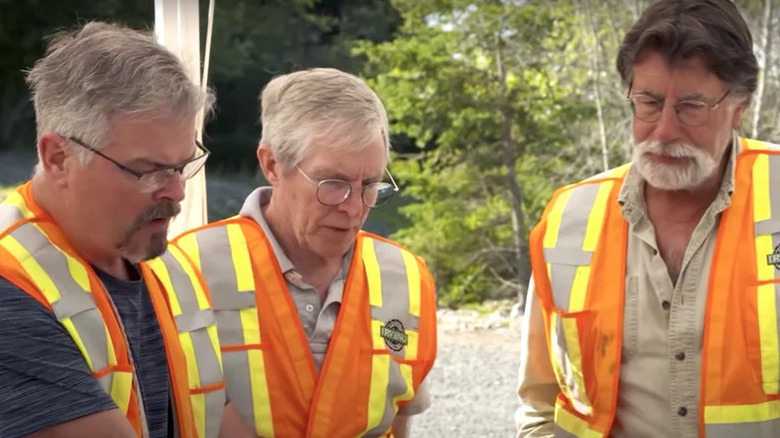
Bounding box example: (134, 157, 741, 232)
(515, 138, 738, 438)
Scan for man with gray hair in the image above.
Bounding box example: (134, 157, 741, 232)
(0, 22, 251, 437)
(171, 68, 438, 437)
(516, 0, 780, 437)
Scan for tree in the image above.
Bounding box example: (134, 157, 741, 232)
(356, 0, 594, 306)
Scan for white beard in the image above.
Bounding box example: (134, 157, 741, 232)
(632, 140, 718, 190)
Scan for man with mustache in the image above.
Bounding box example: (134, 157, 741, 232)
(0, 22, 252, 438)
(170, 68, 437, 437)
(516, 0, 780, 437)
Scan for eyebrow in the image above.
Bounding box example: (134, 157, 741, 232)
(126, 148, 198, 169)
(633, 89, 709, 101)
(314, 170, 384, 184)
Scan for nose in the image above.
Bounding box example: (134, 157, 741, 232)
(651, 104, 684, 144)
(154, 173, 186, 203)
(337, 187, 365, 219)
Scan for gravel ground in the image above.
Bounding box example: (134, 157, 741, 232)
(415, 322, 523, 438)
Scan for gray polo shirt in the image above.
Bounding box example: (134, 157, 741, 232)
(239, 187, 430, 415)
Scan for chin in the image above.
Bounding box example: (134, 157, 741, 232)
(120, 233, 169, 262)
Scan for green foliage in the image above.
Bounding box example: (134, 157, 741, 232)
(357, 0, 596, 306)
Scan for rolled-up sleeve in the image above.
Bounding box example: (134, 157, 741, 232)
(515, 279, 559, 438)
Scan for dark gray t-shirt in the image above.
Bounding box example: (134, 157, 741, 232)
(0, 266, 171, 438)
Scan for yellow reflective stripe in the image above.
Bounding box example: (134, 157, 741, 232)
(745, 138, 770, 152)
(2, 190, 33, 218)
(582, 181, 612, 252)
(392, 362, 415, 407)
(758, 282, 780, 393)
(177, 233, 202, 271)
(227, 223, 255, 292)
(168, 245, 210, 310)
(568, 266, 591, 313)
(753, 154, 771, 224)
(0, 233, 62, 303)
(106, 324, 117, 366)
(179, 331, 205, 437)
(555, 405, 604, 438)
(704, 399, 780, 423)
(401, 250, 421, 317)
(363, 319, 392, 434)
(65, 254, 91, 293)
(405, 330, 419, 361)
(561, 316, 592, 415)
(147, 257, 182, 316)
(111, 371, 134, 414)
(362, 238, 383, 307)
(240, 307, 273, 436)
(61, 316, 94, 370)
(206, 325, 223, 370)
(544, 190, 573, 249)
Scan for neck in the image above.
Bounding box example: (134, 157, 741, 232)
(31, 176, 131, 280)
(263, 196, 342, 289)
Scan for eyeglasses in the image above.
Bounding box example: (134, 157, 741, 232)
(295, 166, 399, 208)
(627, 85, 731, 127)
(67, 136, 210, 193)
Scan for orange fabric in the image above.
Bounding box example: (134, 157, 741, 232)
(529, 174, 627, 435)
(0, 182, 200, 437)
(530, 144, 780, 436)
(180, 217, 436, 437)
(699, 146, 780, 431)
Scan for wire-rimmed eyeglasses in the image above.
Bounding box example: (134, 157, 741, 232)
(295, 166, 399, 208)
(67, 136, 210, 193)
(626, 85, 731, 127)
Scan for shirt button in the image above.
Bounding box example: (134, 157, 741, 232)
(675, 352, 686, 361)
(653, 248, 659, 256)
(678, 406, 688, 417)
(305, 304, 314, 313)
(662, 301, 671, 310)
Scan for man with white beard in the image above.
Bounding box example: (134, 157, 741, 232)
(515, 1, 780, 437)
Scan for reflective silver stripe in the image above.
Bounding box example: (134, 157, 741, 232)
(755, 153, 780, 238)
(9, 222, 111, 374)
(0, 203, 23, 229)
(189, 226, 257, 431)
(706, 417, 780, 437)
(364, 238, 420, 437)
(193, 226, 257, 427)
(156, 250, 224, 438)
(546, 183, 601, 311)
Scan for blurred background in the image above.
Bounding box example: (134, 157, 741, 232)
(1, 2, 778, 433)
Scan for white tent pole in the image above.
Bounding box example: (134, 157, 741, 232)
(154, 0, 213, 236)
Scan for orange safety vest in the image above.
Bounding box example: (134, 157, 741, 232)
(171, 216, 437, 437)
(529, 137, 780, 438)
(0, 182, 226, 438)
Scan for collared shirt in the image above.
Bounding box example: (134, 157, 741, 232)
(516, 135, 739, 438)
(239, 187, 430, 415)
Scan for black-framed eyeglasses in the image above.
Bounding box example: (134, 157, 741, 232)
(295, 166, 399, 208)
(626, 84, 731, 127)
(67, 136, 210, 193)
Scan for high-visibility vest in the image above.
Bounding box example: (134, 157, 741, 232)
(171, 216, 437, 437)
(0, 182, 226, 438)
(529, 137, 780, 438)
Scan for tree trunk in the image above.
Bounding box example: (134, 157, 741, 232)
(494, 16, 528, 301)
(583, 0, 610, 171)
(751, 0, 773, 139)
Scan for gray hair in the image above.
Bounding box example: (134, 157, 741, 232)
(26, 21, 214, 164)
(259, 68, 391, 169)
(616, 0, 758, 99)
